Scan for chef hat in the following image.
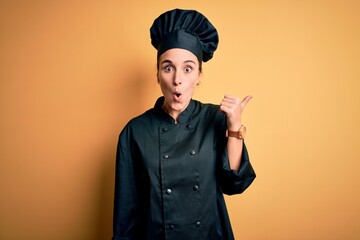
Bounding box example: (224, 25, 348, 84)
(150, 9, 219, 62)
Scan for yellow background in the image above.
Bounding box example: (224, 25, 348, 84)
(1, 1, 359, 239)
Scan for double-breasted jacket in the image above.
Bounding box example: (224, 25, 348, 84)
(112, 97, 256, 240)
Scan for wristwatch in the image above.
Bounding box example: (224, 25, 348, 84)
(227, 125, 246, 139)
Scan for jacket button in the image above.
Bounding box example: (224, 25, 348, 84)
(166, 189, 172, 194)
(186, 124, 192, 129)
(162, 127, 168, 132)
(163, 154, 169, 159)
(193, 185, 199, 191)
(168, 224, 174, 230)
(196, 221, 201, 227)
(190, 150, 196, 155)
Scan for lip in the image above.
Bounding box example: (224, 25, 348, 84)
(173, 91, 182, 101)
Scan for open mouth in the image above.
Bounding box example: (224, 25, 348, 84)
(174, 90, 182, 98)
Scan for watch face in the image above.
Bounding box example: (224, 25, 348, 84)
(240, 126, 246, 138)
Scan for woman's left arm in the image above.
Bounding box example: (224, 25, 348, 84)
(220, 95, 252, 170)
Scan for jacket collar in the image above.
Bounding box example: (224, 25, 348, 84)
(154, 96, 196, 124)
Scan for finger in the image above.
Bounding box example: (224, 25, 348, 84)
(219, 104, 233, 114)
(240, 95, 253, 109)
(223, 95, 239, 103)
(220, 101, 234, 109)
(223, 94, 237, 100)
(220, 100, 234, 108)
(222, 97, 240, 107)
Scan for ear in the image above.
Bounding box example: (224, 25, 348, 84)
(197, 72, 203, 85)
(157, 72, 160, 84)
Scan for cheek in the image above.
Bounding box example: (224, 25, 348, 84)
(157, 74, 169, 86)
(158, 78, 172, 94)
(184, 79, 198, 94)
(190, 74, 200, 86)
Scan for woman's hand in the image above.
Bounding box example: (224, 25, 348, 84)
(220, 95, 252, 131)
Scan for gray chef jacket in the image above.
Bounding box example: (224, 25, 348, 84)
(112, 97, 256, 240)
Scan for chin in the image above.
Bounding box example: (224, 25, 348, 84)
(164, 95, 190, 112)
(170, 102, 186, 111)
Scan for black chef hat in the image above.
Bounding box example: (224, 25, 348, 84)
(150, 9, 219, 62)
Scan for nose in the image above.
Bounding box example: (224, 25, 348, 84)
(173, 70, 182, 85)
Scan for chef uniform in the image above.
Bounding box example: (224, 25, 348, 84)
(112, 9, 256, 240)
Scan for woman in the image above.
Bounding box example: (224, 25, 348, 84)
(112, 9, 256, 240)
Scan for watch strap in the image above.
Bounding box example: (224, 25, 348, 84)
(227, 125, 246, 139)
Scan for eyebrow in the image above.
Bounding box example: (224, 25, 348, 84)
(160, 59, 197, 65)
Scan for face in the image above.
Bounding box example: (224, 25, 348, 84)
(157, 48, 202, 118)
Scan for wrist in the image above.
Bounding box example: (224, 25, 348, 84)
(226, 125, 246, 139)
(227, 124, 242, 132)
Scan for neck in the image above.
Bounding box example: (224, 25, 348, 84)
(161, 103, 181, 124)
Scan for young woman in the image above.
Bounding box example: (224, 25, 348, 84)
(112, 9, 256, 240)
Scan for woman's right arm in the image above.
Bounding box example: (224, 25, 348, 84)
(112, 129, 139, 240)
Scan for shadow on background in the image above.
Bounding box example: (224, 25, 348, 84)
(94, 65, 155, 239)
(95, 148, 116, 240)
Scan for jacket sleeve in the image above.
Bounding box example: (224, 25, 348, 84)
(218, 141, 256, 195)
(112, 127, 140, 240)
(215, 110, 256, 195)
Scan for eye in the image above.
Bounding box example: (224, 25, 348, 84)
(163, 65, 174, 72)
(184, 66, 193, 73)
